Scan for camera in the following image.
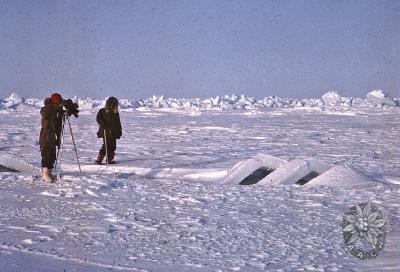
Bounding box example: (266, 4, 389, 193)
(61, 99, 79, 118)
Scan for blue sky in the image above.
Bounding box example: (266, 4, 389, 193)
(0, 0, 399, 99)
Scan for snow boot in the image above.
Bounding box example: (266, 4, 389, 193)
(42, 167, 54, 183)
(49, 168, 57, 182)
(107, 153, 116, 164)
(96, 153, 104, 164)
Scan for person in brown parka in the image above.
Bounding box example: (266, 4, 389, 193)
(39, 93, 64, 182)
(95, 97, 122, 164)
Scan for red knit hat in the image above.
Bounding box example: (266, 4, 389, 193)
(50, 93, 62, 104)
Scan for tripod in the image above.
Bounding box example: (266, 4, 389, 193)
(54, 114, 82, 180)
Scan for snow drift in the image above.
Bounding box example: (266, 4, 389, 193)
(1, 90, 399, 112)
(223, 153, 377, 188)
(0, 151, 377, 188)
(222, 154, 287, 185)
(0, 154, 41, 174)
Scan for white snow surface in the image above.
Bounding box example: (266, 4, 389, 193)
(0, 103, 399, 271)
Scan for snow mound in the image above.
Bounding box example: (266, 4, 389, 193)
(306, 165, 376, 187)
(1, 90, 399, 112)
(257, 158, 331, 185)
(224, 154, 378, 188)
(0, 154, 41, 174)
(222, 153, 287, 185)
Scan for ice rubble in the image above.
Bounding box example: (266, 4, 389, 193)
(223, 153, 376, 187)
(321, 91, 355, 108)
(0, 90, 398, 111)
(366, 89, 397, 107)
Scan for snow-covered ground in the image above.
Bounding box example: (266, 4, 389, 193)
(0, 96, 399, 271)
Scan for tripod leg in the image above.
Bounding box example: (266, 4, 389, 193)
(67, 116, 82, 173)
(104, 129, 109, 164)
(54, 115, 66, 172)
(56, 146, 62, 181)
(56, 136, 65, 181)
(56, 126, 67, 180)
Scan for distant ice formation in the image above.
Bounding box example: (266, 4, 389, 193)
(365, 89, 397, 107)
(1, 90, 398, 111)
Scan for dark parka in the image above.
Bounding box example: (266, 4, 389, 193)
(96, 98, 122, 139)
(39, 98, 64, 149)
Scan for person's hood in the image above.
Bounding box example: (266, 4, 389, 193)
(105, 97, 118, 113)
(44, 97, 52, 106)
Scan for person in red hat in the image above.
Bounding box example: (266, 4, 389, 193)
(39, 92, 64, 182)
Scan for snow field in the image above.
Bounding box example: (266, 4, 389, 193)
(0, 104, 399, 271)
(1, 172, 399, 271)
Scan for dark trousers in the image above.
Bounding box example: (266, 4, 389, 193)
(41, 147, 56, 169)
(99, 137, 116, 157)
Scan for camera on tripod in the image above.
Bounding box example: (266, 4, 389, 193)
(55, 98, 82, 178)
(61, 99, 79, 118)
